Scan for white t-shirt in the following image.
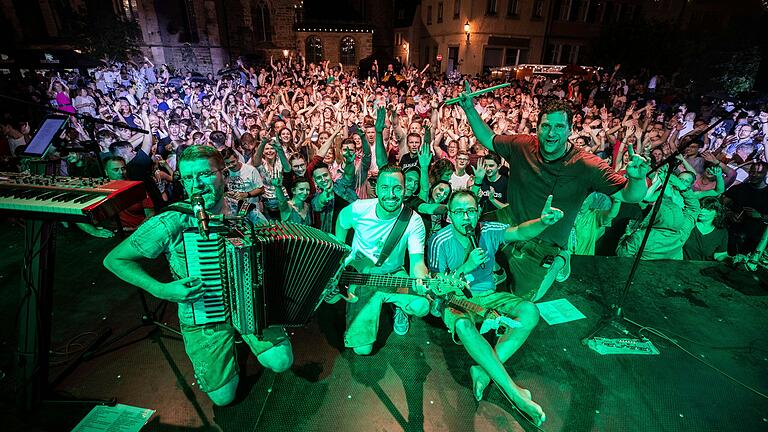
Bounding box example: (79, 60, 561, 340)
(226, 162, 264, 210)
(450, 172, 471, 191)
(342, 198, 426, 274)
(74, 95, 97, 117)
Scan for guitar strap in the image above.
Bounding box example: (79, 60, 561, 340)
(375, 206, 414, 268)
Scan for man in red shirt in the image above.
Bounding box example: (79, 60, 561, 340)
(104, 156, 155, 231)
(457, 85, 650, 301)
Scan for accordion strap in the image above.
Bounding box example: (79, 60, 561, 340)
(375, 206, 413, 268)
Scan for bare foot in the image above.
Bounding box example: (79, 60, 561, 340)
(469, 365, 491, 401)
(507, 387, 546, 427)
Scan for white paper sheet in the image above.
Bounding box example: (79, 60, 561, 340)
(71, 403, 155, 432)
(536, 298, 586, 325)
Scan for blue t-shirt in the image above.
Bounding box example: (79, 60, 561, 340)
(427, 222, 508, 293)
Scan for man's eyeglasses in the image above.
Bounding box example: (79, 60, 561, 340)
(180, 169, 222, 184)
(449, 208, 479, 217)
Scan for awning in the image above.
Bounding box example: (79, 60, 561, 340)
(0, 49, 102, 70)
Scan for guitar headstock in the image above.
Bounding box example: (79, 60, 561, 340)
(426, 272, 470, 296)
(479, 313, 521, 335)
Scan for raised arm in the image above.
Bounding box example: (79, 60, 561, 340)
(417, 138, 432, 202)
(456, 80, 495, 152)
(374, 106, 389, 169)
(269, 168, 291, 220)
(138, 106, 153, 156)
(252, 137, 268, 168)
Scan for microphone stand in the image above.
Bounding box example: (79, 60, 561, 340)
(581, 111, 734, 343)
(0, 94, 149, 178)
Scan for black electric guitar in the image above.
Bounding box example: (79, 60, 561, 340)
(326, 254, 521, 333)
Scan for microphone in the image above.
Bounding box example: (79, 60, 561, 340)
(191, 193, 210, 240)
(464, 223, 485, 270)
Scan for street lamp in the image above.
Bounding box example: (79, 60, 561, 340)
(464, 20, 471, 45)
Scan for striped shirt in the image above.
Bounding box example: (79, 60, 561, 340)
(427, 221, 508, 293)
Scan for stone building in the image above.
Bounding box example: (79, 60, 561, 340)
(0, 0, 375, 75)
(134, 0, 375, 73)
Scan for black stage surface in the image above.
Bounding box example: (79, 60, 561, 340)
(0, 223, 767, 431)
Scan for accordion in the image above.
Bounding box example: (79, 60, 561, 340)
(182, 221, 349, 336)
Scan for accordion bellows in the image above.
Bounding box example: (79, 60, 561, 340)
(183, 222, 349, 335)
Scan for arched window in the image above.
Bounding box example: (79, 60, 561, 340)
(251, 0, 272, 42)
(340, 37, 356, 66)
(306, 35, 324, 64)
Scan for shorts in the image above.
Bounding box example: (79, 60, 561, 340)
(500, 238, 563, 301)
(343, 284, 425, 349)
(442, 290, 526, 344)
(180, 322, 288, 393)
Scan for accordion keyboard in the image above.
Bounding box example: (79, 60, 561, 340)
(183, 231, 229, 325)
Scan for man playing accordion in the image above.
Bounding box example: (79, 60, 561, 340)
(104, 146, 293, 406)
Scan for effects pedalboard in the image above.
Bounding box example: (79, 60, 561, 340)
(587, 337, 660, 355)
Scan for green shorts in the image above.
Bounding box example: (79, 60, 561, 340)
(442, 290, 526, 344)
(500, 238, 562, 301)
(180, 322, 288, 393)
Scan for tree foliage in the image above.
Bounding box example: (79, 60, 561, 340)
(71, 1, 142, 63)
(592, 18, 761, 97)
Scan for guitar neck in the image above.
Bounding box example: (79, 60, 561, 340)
(339, 272, 419, 290)
(443, 293, 493, 317)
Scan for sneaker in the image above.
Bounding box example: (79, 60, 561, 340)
(555, 250, 572, 283)
(393, 306, 410, 336)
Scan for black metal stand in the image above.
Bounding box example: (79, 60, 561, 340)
(581, 161, 676, 342)
(80, 291, 181, 362)
(16, 219, 116, 412)
(80, 225, 181, 363)
(582, 111, 733, 344)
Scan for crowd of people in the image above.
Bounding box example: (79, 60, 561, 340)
(2, 57, 766, 261)
(2, 55, 768, 424)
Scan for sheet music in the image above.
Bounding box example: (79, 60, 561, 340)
(536, 298, 586, 325)
(71, 403, 155, 432)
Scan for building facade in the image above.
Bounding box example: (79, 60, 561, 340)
(395, 0, 759, 76)
(0, 0, 374, 74)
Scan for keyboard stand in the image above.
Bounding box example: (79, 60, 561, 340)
(16, 219, 116, 413)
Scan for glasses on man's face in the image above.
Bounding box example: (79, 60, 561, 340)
(180, 169, 221, 185)
(449, 208, 479, 217)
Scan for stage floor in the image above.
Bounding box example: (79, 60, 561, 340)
(0, 223, 767, 432)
